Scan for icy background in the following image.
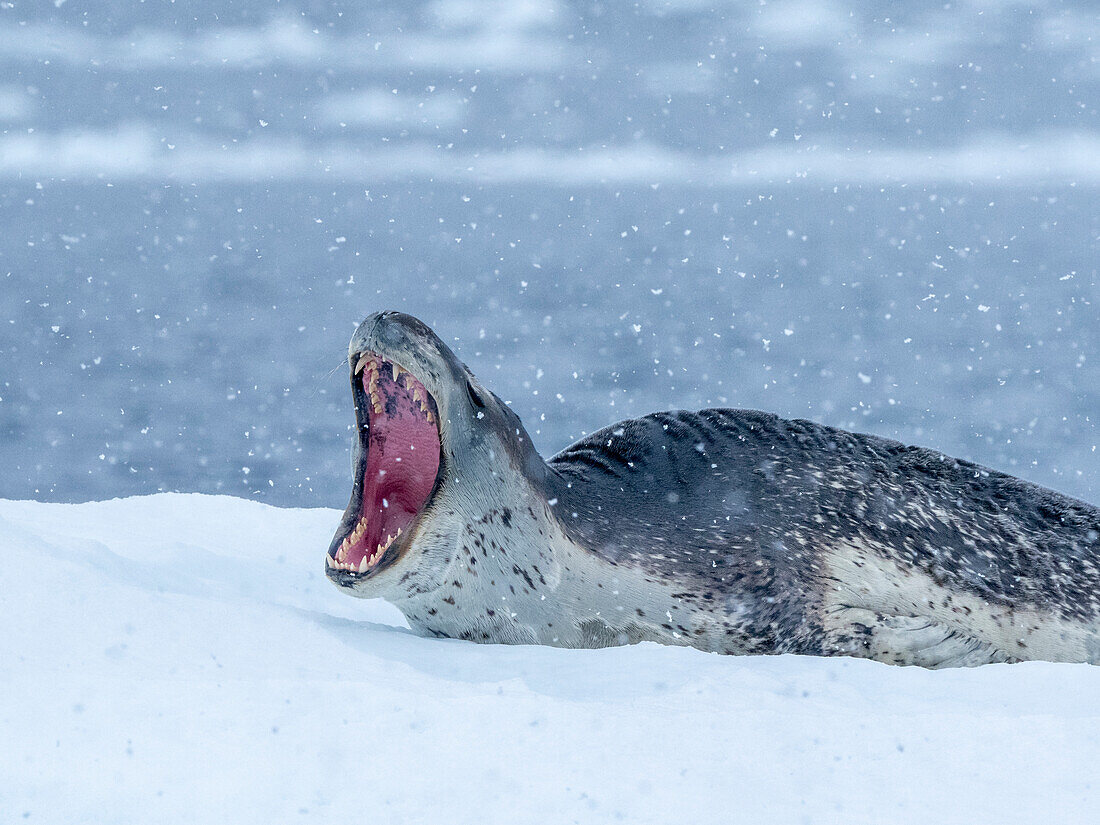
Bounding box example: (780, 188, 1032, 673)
(1, 2, 1098, 506)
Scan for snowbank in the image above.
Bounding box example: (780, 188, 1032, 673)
(2, 495, 1097, 823)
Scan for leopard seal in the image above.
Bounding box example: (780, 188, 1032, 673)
(327, 310, 1100, 668)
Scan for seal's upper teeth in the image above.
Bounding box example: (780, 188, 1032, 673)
(355, 354, 371, 375)
(392, 363, 403, 381)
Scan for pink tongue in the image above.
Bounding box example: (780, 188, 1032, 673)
(349, 366, 439, 566)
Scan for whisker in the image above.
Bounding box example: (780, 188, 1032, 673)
(323, 356, 348, 381)
(298, 353, 353, 402)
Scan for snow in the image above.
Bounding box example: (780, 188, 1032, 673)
(3, 494, 1098, 823)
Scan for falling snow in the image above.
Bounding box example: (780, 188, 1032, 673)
(3, 3, 1099, 821)
(0, 1, 1097, 506)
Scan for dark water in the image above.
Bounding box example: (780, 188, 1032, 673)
(2, 2, 1098, 506)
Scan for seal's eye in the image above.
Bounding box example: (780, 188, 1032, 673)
(466, 379, 487, 409)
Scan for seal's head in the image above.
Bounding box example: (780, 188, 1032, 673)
(326, 311, 545, 597)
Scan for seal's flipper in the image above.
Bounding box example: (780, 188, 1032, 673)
(825, 607, 1017, 668)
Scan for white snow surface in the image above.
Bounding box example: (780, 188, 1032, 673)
(3, 494, 1098, 824)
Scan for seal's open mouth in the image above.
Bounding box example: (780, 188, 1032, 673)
(327, 352, 441, 578)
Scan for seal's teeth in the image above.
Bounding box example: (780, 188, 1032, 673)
(358, 556, 370, 573)
(392, 363, 403, 382)
(373, 401, 384, 415)
(426, 411, 435, 425)
(346, 515, 369, 545)
(325, 555, 334, 569)
(355, 354, 371, 375)
(412, 387, 424, 404)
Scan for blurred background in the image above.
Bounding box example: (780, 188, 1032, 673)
(1, 0, 1097, 506)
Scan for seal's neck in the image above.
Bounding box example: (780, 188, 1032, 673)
(386, 451, 692, 650)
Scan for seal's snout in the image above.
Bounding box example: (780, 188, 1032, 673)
(350, 310, 450, 366)
(348, 310, 392, 357)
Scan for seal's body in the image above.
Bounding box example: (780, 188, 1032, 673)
(327, 311, 1100, 667)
